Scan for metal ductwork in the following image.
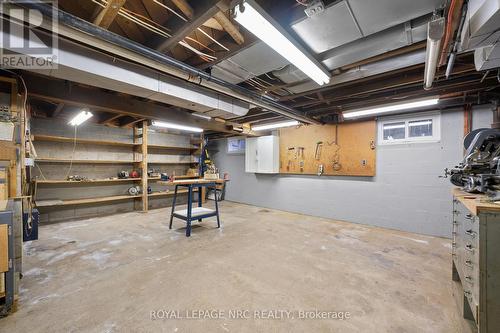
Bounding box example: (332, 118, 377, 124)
(1, 24, 250, 119)
(458, 0, 500, 71)
(9, 1, 319, 125)
(423, 16, 445, 90)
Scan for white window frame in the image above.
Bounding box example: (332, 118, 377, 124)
(227, 136, 246, 154)
(378, 111, 441, 145)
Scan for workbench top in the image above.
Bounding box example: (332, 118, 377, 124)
(452, 187, 500, 215)
(158, 179, 226, 186)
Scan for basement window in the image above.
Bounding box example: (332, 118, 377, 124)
(378, 112, 440, 144)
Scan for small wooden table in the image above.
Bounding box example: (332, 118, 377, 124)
(165, 179, 224, 237)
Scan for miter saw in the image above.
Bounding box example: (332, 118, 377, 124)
(444, 128, 500, 198)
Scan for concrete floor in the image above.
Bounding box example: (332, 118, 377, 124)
(2, 201, 467, 332)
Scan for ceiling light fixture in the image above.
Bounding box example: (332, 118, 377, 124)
(424, 16, 445, 90)
(69, 109, 93, 126)
(234, 0, 330, 86)
(151, 120, 203, 133)
(343, 98, 439, 119)
(252, 120, 299, 131)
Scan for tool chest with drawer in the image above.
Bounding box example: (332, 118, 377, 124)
(452, 189, 500, 332)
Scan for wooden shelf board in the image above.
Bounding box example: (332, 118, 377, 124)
(36, 158, 137, 164)
(149, 175, 198, 181)
(36, 194, 141, 207)
(36, 178, 142, 185)
(33, 135, 138, 147)
(174, 175, 200, 179)
(148, 161, 198, 165)
(148, 189, 196, 197)
(147, 144, 198, 151)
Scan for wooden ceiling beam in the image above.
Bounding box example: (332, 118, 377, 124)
(100, 113, 123, 125)
(120, 117, 146, 128)
(171, 0, 194, 19)
(213, 10, 244, 45)
(94, 0, 127, 29)
(51, 102, 65, 117)
(155, 0, 225, 53)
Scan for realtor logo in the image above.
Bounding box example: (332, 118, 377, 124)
(0, 0, 58, 69)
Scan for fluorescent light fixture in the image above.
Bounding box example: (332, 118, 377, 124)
(252, 120, 299, 131)
(191, 112, 211, 120)
(151, 120, 203, 133)
(343, 98, 439, 119)
(424, 17, 445, 90)
(234, 0, 330, 86)
(69, 109, 93, 126)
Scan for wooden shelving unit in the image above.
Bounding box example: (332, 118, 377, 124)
(147, 144, 198, 151)
(35, 158, 137, 164)
(33, 134, 139, 147)
(33, 122, 203, 216)
(36, 194, 142, 207)
(36, 178, 142, 185)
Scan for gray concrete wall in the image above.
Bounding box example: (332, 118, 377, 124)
(212, 106, 494, 238)
(31, 118, 195, 223)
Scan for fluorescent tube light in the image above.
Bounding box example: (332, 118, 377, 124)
(69, 109, 93, 126)
(191, 112, 212, 120)
(234, 1, 330, 86)
(343, 98, 439, 119)
(151, 120, 203, 133)
(252, 120, 299, 131)
(424, 17, 445, 90)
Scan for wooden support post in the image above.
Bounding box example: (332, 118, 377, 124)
(141, 121, 148, 212)
(464, 104, 472, 136)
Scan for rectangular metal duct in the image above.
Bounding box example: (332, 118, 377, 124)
(211, 41, 289, 84)
(2, 21, 249, 119)
(475, 43, 500, 69)
(460, 0, 500, 50)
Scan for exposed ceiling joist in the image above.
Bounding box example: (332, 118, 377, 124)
(120, 117, 146, 128)
(100, 113, 123, 125)
(51, 102, 65, 117)
(93, 0, 126, 29)
(155, 0, 225, 52)
(213, 11, 244, 45)
(171, 0, 194, 19)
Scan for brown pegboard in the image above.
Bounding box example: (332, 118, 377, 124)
(278, 121, 376, 176)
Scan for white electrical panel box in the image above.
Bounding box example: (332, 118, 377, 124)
(245, 135, 279, 174)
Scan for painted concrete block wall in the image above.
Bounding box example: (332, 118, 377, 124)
(212, 106, 493, 237)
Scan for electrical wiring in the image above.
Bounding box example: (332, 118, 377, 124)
(64, 125, 78, 180)
(0, 69, 37, 223)
(91, 0, 218, 61)
(151, 0, 229, 52)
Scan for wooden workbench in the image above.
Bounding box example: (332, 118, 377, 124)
(452, 187, 500, 215)
(158, 179, 225, 186)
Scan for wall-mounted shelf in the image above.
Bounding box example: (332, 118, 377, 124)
(32, 119, 203, 219)
(147, 144, 198, 151)
(33, 134, 138, 147)
(148, 161, 197, 165)
(35, 178, 142, 185)
(148, 189, 197, 197)
(35, 158, 137, 164)
(36, 194, 142, 207)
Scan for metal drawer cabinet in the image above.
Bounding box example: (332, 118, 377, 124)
(452, 193, 500, 333)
